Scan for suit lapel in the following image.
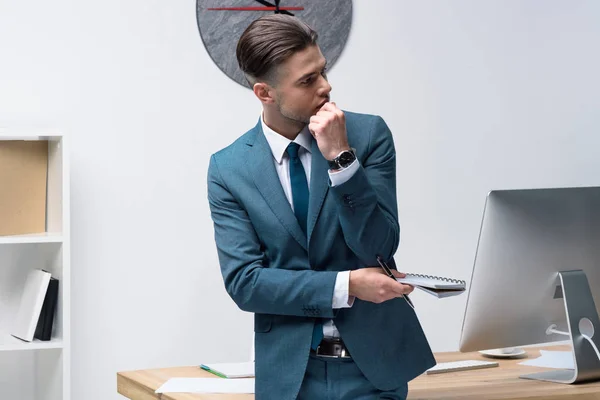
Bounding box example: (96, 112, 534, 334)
(307, 138, 330, 244)
(245, 122, 308, 251)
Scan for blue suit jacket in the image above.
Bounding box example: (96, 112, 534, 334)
(207, 111, 435, 400)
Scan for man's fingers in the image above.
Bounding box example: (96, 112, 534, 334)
(391, 270, 406, 279)
(320, 102, 335, 111)
(384, 279, 412, 296)
(398, 283, 414, 295)
(316, 110, 334, 119)
(320, 102, 340, 113)
(403, 285, 415, 295)
(310, 115, 325, 125)
(321, 102, 344, 120)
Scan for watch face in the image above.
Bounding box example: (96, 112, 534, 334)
(339, 151, 355, 167)
(196, 0, 353, 88)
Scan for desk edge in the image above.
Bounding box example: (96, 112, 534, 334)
(117, 372, 161, 400)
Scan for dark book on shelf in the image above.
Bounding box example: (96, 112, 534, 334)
(34, 277, 59, 341)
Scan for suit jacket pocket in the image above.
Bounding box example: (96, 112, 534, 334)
(254, 313, 272, 333)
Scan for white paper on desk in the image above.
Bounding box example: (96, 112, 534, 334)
(519, 350, 574, 369)
(156, 378, 255, 394)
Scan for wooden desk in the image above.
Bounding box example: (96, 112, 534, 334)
(117, 345, 600, 400)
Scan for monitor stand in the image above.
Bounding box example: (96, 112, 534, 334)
(520, 270, 600, 384)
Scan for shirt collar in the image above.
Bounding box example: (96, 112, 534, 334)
(261, 114, 312, 164)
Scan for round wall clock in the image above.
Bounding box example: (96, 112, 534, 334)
(196, 0, 353, 88)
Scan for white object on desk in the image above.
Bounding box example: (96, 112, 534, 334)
(156, 378, 255, 394)
(518, 350, 574, 370)
(426, 359, 499, 374)
(479, 347, 527, 358)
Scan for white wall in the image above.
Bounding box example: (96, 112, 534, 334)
(1, 0, 599, 399)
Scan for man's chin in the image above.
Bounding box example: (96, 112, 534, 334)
(285, 113, 311, 125)
(278, 107, 311, 124)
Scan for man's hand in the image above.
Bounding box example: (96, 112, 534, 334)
(349, 268, 414, 304)
(308, 102, 351, 161)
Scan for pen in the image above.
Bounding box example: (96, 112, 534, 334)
(200, 365, 227, 378)
(376, 255, 415, 309)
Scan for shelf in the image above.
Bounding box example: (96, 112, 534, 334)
(0, 233, 63, 244)
(0, 333, 63, 352)
(0, 130, 68, 399)
(0, 130, 63, 140)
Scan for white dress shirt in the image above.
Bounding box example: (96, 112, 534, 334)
(261, 116, 357, 338)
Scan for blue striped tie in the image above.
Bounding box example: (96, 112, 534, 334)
(286, 143, 323, 350)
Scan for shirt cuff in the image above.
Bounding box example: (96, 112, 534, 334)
(328, 159, 359, 187)
(332, 271, 355, 309)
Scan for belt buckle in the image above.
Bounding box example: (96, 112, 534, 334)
(315, 340, 351, 359)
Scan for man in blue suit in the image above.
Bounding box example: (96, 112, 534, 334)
(208, 14, 435, 400)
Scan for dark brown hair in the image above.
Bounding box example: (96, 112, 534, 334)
(236, 14, 318, 85)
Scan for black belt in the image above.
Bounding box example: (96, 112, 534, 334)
(310, 337, 351, 359)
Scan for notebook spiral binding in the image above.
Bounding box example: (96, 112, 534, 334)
(405, 273, 466, 285)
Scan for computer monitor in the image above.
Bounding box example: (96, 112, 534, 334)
(459, 186, 600, 384)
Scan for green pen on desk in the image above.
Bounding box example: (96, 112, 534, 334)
(200, 364, 227, 379)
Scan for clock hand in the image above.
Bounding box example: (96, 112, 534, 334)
(253, 0, 275, 7)
(252, 0, 294, 16)
(207, 6, 302, 11)
(275, 0, 280, 14)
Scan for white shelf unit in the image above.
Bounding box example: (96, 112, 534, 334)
(0, 133, 70, 400)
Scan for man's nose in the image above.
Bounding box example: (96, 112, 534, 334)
(318, 77, 332, 97)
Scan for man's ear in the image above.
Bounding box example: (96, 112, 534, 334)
(253, 82, 275, 104)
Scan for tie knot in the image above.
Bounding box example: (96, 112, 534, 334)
(286, 142, 301, 159)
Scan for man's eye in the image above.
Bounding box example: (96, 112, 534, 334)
(302, 78, 313, 85)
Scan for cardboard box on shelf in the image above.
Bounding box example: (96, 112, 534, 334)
(0, 141, 48, 236)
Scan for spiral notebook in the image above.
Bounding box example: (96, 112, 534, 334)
(397, 273, 466, 298)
